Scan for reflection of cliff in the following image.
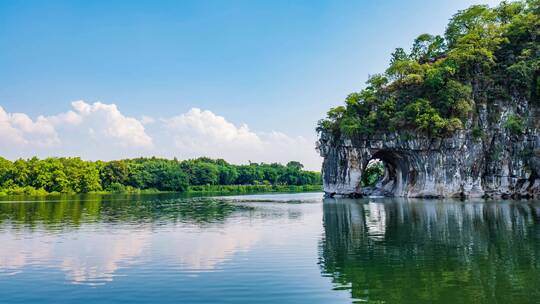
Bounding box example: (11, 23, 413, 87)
(320, 198, 540, 303)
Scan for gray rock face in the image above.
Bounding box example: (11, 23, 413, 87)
(318, 106, 540, 198)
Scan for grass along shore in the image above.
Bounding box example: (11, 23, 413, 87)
(0, 184, 322, 197)
(187, 184, 322, 193)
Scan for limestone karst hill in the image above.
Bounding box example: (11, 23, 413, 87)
(317, 1, 540, 198)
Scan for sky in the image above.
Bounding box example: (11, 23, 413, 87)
(0, 0, 503, 170)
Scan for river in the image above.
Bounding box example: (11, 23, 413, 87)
(0, 193, 538, 303)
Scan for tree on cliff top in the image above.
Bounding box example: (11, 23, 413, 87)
(318, 0, 539, 138)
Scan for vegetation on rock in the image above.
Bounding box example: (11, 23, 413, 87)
(318, 0, 539, 138)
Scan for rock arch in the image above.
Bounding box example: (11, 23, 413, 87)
(360, 150, 411, 197)
(317, 130, 540, 198)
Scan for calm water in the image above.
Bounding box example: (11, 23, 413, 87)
(0, 193, 539, 303)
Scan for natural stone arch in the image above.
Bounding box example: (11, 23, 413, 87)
(318, 129, 540, 198)
(360, 150, 404, 197)
(358, 149, 425, 197)
(318, 141, 422, 198)
(320, 140, 425, 197)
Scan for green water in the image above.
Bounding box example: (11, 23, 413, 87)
(0, 193, 538, 303)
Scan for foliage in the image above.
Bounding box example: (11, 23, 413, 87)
(504, 114, 526, 134)
(318, 0, 538, 138)
(472, 126, 484, 139)
(361, 161, 385, 187)
(0, 156, 321, 195)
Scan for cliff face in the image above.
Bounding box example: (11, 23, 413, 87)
(318, 104, 540, 198)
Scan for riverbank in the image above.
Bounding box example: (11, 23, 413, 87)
(0, 184, 322, 197)
(187, 184, 322, 193)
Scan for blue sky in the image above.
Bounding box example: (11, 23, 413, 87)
(0, 0, 501, 169)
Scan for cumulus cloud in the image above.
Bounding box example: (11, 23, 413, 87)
(0, 101, 155, 160)
(68, 101, 153, 148)
(162, 108, 320, 168)
(0, 106, 59, 146)
(164, 108, 263, 156)
(0, 102, 321, 170)
(0, 101, 152, 150)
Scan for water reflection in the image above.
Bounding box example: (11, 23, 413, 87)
(0, 195, 260, 285)
(2, 193, 539, 303)
(0, 194, 248, 229)
(320, 198, 540, 303)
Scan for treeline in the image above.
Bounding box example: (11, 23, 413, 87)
(0, 156, 321, 195)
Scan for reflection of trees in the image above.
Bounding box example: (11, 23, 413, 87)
(0, 194, 250, 231)
(0, 194, 260, 285)
(320, 198, 540, 303)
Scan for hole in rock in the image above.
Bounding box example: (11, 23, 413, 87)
(360, 150, 405, 197)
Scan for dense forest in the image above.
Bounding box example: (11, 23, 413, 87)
(0, 156, 321, 195)
(317, 0, 539, 137)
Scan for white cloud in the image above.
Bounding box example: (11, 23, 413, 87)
(0, 101, 152, 150)
(46, 110, 83, 126)
(64, 101, 153, 148)
(164, 108, 263, 156)
(162, 108, 321, 169)
(0, 106, 59, 146)
(0, 102, 321, 170)
(0, 101, 155, 160)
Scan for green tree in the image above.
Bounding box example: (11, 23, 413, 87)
(190, 162, 219, 185)
(100, 160, 128, 189)
(218, 165, 239, 185)
(317, 1, 538, 139)
(0, 157, 13, 187)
